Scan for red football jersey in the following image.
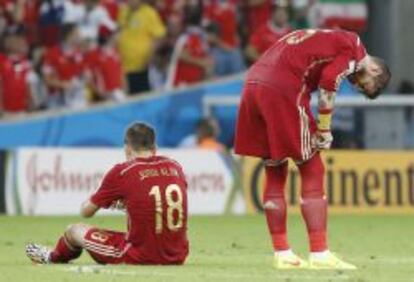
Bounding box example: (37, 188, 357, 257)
(42, 46, 85, 81)
(204, 0, 239, 48)
(0, 54, 32, 112)
(173, 28, 210, 87)
(85, 47, 123, 93)
(90, 156, 189, 265)
(249, 22, 292, 54)
(246, 0, 272, 32)
(247, 29, 367, 93)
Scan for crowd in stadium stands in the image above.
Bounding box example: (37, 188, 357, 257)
(0, 0, 370, 117)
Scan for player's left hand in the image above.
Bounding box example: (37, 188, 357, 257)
(316, 130, 333, 150)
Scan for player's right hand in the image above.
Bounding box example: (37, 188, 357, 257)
(316, 130, 333, 150)
(110, 200, 126, 211)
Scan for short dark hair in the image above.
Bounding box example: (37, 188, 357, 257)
(124, 122, 156, 151)
(183, 1, 203, 27)
(196, 118, 219, 139)
(369, 56, 391, 99)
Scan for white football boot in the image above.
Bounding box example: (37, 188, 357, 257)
(26, 243, 51, 264)
(273, 250, 308, 269)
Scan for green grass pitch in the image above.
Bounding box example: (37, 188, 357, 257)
(0, 214, 413, 282)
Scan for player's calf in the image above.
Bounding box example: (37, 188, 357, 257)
(25, 223, 91, 264)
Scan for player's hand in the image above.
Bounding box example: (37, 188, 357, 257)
(316, 130, 333, 150)
(110, 200, 126, 211)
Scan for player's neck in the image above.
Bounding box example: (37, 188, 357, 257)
(128, 150, 155, 160)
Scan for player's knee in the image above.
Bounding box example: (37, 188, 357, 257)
(65, 223, 86, 246)
(263, 161, 288, 201)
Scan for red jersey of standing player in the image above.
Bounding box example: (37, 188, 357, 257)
(26, 123, 189, 265)
(234, 29, 390, 269)
(235, 29, 390, 162)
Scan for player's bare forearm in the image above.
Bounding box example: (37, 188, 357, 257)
(80, 200, 100, 218)
(316, 89, 336, 149)
(44, 74, 69, 90)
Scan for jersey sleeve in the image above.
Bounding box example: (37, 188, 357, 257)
(354, 34, 367, 63)
(90, 164, 124, 208)
(318, 52, 356, 92)
(319, 32, 367, 92)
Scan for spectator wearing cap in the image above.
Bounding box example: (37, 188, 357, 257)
(118, 0, 166, 94)
(166, 1, 213, 89)
(42, 23, 88, 109)
(84, 26, 126, 102)
(245, 1, 292, 62)
(203, 0, 245, 77)
(0, 25, 34, 116)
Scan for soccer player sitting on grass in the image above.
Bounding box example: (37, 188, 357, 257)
(235, 29, 390, 269)
(26, 122, 189, 265)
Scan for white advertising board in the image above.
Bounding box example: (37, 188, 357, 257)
(6, 148, 245, 215)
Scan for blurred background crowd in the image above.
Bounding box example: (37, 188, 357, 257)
(0, 0, 374, 117)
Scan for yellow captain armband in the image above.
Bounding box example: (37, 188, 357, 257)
(317, 88, 336, 131)
(317, 112, 333, 131)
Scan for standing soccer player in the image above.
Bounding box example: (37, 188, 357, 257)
(235, 29, 390, 269)
(26, 122, 189, 265)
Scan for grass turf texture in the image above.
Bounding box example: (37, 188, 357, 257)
(0, 214, 413, 282)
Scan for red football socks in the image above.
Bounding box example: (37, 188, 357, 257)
(263, 161, 290, 251)
(298, 153, 328, 252)
(50, 236, 82, 263)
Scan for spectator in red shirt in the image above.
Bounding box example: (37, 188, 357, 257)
(245, 3, 292, 62)
(203, 0, 245, 76)
(0, 26, 34, 115)
(166, 1, 213, 89)
(85, 26, 126, 102)
(42, 23, 88, 109)
(243, 0, 272, 34)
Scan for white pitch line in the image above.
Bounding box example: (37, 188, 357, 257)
(63, 265, 351, 281)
